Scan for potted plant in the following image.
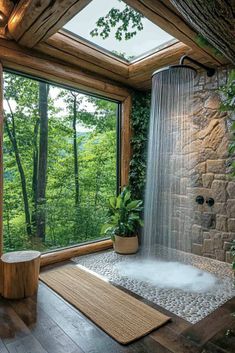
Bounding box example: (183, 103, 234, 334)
(101, 186, 144, 254)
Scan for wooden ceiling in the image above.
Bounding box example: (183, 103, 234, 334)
(170, 0, 235, 65)
(8, 0, 93, 47)
(0, 0, 231, 91)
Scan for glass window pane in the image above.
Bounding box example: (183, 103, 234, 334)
(3, 71, 118, 252)
(63, 0, 176, 61)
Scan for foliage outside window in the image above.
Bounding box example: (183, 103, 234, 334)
(90, 2, 143, 41)
(89, 1, 151, 200)
(3, 72, 118, 252)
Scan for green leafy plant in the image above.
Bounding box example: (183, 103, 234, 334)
(231, 240, 235, 272)
(129, 91, 151, 200)
(196, 34, 223, 58)
(221, 70, 235, 328)
(220, 69, 235, 112)
(101, 186, 143, 241)
(229, 240, 235, 326)
(220, 69, 235, 176)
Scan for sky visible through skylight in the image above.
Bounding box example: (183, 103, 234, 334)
(63, 0, 175, 61)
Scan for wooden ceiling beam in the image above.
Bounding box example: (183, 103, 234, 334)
(5, 0, 229, 90)
(35, 34, 222, 90)
(0, 0, 15, 20)
(0, 38, 131, 101)
(41, 32, 129, 81)
(39, 36, 199, 90)
(8, 0, 92, 48)
(0, 0, 17, 38)
(123, 0, 226, 65)
(129, 41, 191, 79)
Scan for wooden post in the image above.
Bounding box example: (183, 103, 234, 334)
(0, 62, 3, 295)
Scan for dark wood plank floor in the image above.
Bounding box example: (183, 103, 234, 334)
(0, 261, 234, 353)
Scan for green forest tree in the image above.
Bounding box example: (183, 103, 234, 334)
(4, 74, 39, 238)
(36, 82, 49, 241)
(90, 1, 143, 41)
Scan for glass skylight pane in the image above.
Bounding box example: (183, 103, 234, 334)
(63, 0, 175, 61)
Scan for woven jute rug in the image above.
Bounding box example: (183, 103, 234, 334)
(40, 265, 170, 345)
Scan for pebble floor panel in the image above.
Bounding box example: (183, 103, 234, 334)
(73, 246, 235, 323)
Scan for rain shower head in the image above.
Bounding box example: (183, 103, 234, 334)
(179, 55, 216, 77)
(152, 65, 197, 79)
(152, 55, 216, 79)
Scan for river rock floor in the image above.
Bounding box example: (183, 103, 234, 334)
(73, 246, 235, 323)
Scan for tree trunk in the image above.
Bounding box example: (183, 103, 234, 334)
(31, 118, 40, 233)
(94, 169, 100, 208)
(170, 0, 235, 64)
(72, 94, 79, 206)
(36, 82, 49, 241)
(5, 104, 32, 236)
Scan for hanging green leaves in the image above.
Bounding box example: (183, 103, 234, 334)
(129, 91, 151, 200)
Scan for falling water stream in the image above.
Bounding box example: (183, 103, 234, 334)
(76, 66, 228, 298)
(114, 67, 216, 294)
(143, 66, 196, 256)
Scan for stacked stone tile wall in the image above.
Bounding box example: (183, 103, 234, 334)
(188, 67, 235, 262)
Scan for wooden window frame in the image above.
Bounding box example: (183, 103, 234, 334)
(0, 45, 132, 267)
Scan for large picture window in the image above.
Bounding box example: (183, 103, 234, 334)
(3, 71, 119, 252)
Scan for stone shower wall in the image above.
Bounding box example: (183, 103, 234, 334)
(187, 67, 235, 262)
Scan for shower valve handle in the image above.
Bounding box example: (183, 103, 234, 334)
(206, 198, 215, 207)
(195, 195, 204, 205)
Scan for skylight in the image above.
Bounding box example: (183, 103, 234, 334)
(63, 0, 176, 62)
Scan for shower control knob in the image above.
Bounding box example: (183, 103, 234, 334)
(196, 195, 204, 205)
(206, 198, 215, 207)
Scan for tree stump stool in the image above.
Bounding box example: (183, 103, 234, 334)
(1, 250, 41, 299)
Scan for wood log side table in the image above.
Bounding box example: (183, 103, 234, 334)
(1, 250, 41, 299)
